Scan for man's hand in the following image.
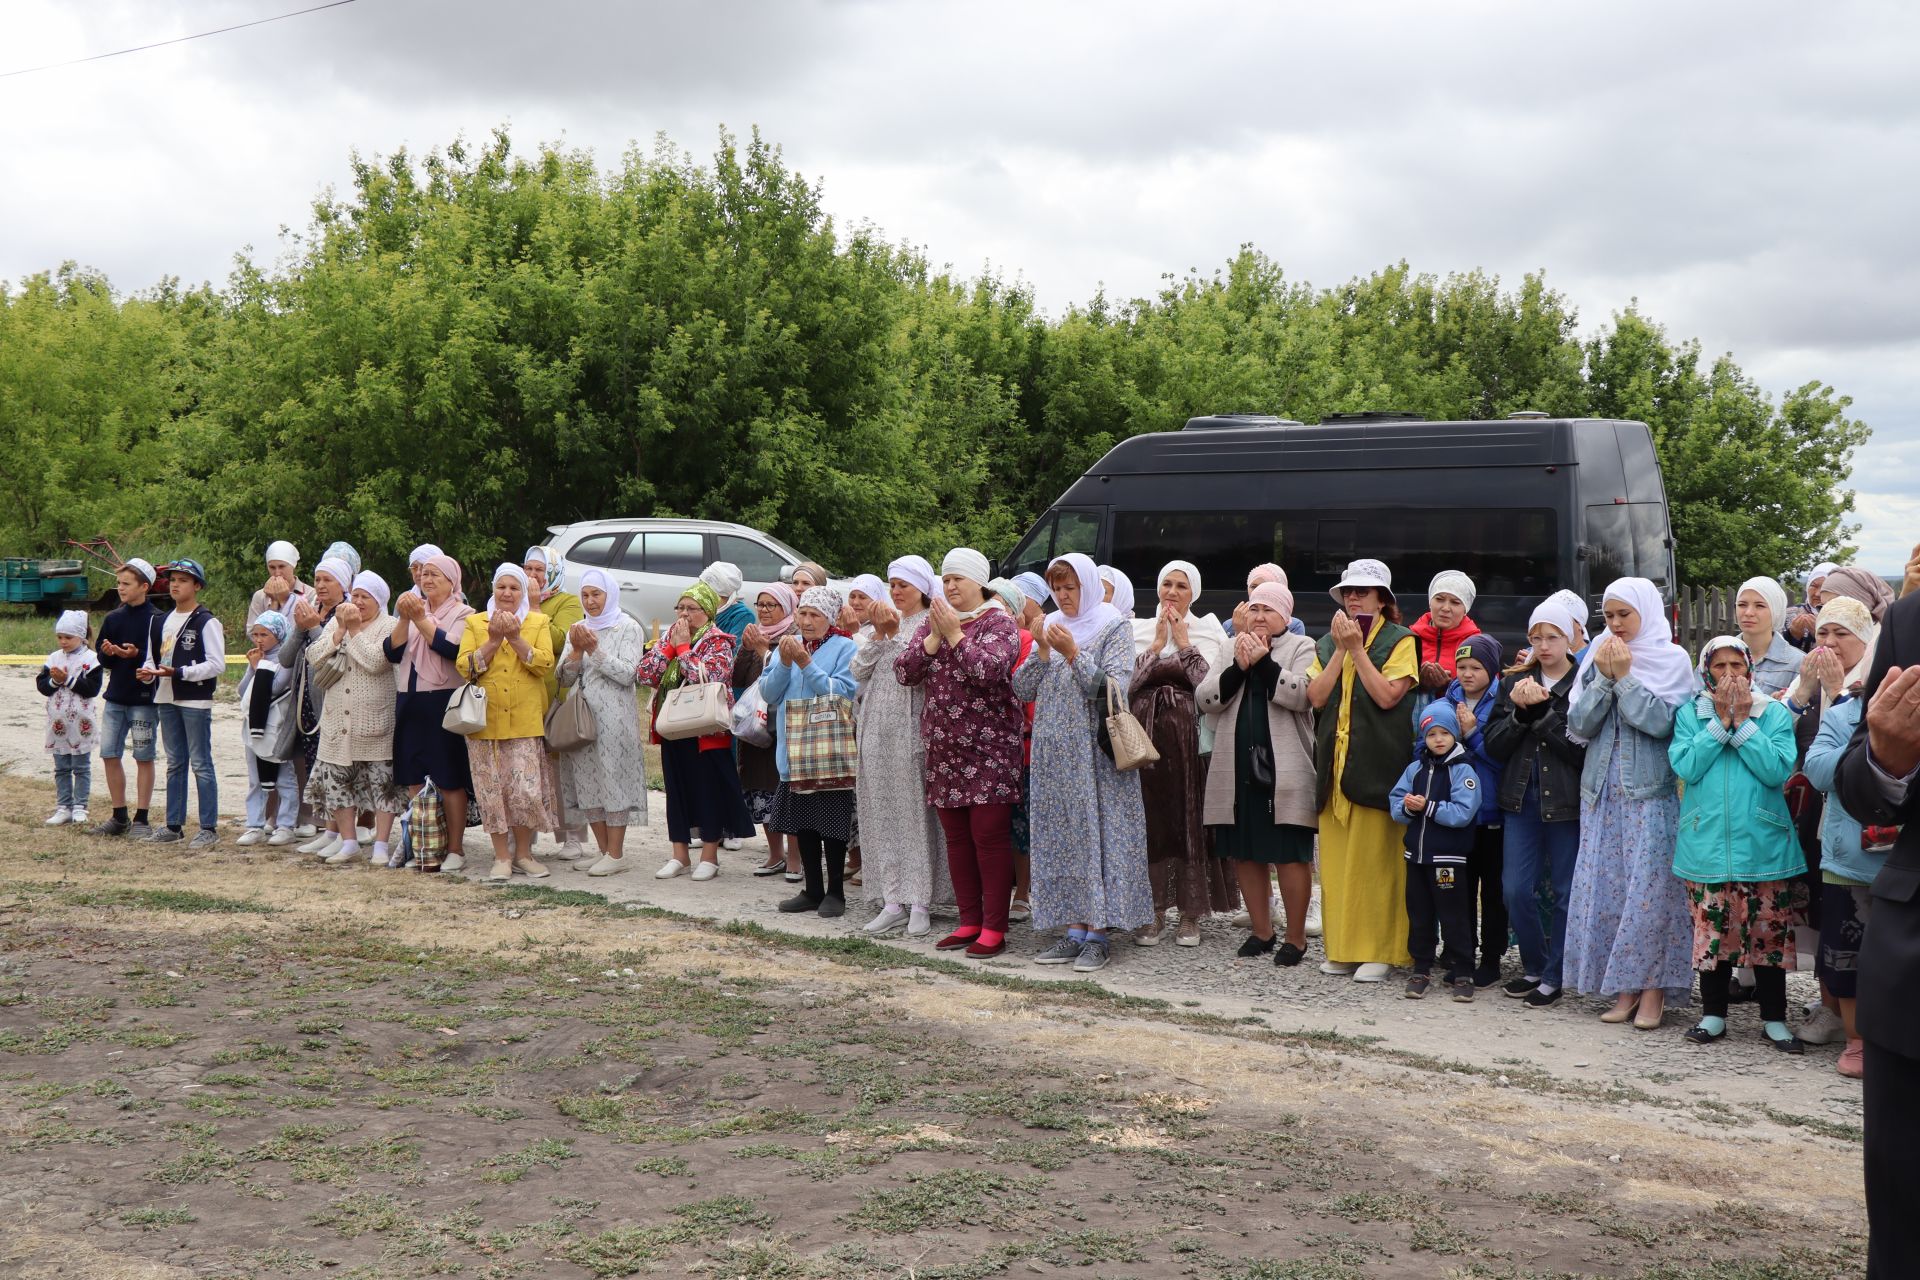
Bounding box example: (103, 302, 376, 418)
(1866, 666, 1920, 777)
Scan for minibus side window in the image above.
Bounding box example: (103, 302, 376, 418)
(1583, 504, 1634, 586)
(1054, 510, 1101, 559)
(1628, 504, 1671, 589)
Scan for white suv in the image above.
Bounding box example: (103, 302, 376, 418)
(542, 518, 824, 631)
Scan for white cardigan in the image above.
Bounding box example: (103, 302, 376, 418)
(305, 613, 398, 765)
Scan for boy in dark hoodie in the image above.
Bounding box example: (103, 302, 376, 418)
(1390, 701, 1481, 1001)
(1444, 633, 1508, 988)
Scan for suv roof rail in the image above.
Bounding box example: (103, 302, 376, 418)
(1317, 411, 1425, 424)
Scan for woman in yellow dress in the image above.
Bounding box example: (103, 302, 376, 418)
(1307, 559, 1418, 981)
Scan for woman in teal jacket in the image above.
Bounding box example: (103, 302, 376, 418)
(1670, 635, 1807, 1053)
(759, 586, 859, 919)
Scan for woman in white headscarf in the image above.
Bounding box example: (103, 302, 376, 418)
(1098, 565, 1136, 618)
(1562, 577, 1697, 1028)
(1013, 553, 1152, 973)
(456, 564, 559, 884)
(733, 581, 801, 880)
(1127, 559, 1235, 946)
(555, 567, 648, 875)
(852, 554, 949, 937)
(845, 574, 887, 642)
(523, 544, 585, 858)
(248, 540, 313, 628)
(1735, 576, 1805, 698)
(304, 571, 408, 867)
(288, 555, 356, 856)
(386, 553, 475, 868)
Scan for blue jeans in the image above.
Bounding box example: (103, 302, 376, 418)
(53, 753, 92, 810)
(1501, 781, 1580, 988)
(156, 704, 216, 832)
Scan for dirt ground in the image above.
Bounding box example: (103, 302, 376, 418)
(0, 760, 1871, 1280)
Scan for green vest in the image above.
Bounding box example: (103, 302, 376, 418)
(1314, 621, 1415, 813)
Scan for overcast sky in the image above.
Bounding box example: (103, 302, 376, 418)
(5, 1, 1915, 572)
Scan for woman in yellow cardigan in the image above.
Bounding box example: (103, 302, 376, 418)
(456, 564, 557, 884)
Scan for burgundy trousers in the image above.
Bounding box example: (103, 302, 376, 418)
(939, 803, 1013, 933)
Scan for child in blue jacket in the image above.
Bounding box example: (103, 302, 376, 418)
(1444, 634, 1508, 988)
(1391, 701, 1482, 1001)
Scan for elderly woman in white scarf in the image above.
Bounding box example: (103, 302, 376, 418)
(1127, 559, 1235, 946)
(288, 555, 357, 856)
(456, 564, 559, 884)
(852, 554, 949, 937)
(555, 568, 648, 875)
(388, 553, 475, 869)
(304, 571, 410, 867)
(248, 540, 314, 628)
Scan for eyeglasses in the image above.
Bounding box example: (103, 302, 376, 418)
(754, 601, 782, 611)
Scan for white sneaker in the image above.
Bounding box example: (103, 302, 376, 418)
(1320, 960, 1357, 976)
(297, 831, 332, 854)
(310, 833, 342, 859)
(368, 846, 385, 865)
(236, 827, 266, 847)
(691, 861, 718, 882)
(908, 905, 932, 937)
(1229, 905, 1253, 928)
(1352, 962, 1392, 983)
(441, 852, 465, 873)
(44, 807, 72, 826)
(324, 845, 358, 866)
(866, 905, 910, 934)
(1800, 1004, 1848, 1046)
(356, 825, 374, 843)
(71, 807, 88, 825)
(655, 859, 688, 879)
(266, 828, 299, 846)
(1304, 888, 1323, 938)
(554, 839, 586, 861)
(585, 855, 627, 877)
(291, 824, 317, 839)
(723, 837, 743, 851)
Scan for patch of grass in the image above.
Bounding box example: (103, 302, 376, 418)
(1324, 1190, 1426, 1224)
(243, 1123, 420, 1186)
(636, 1155, 692, 1178)
(1410, 1216, 1479, 1254)
(563, 1196, 772, 1276)
(111, 1028, 190, 1049)
(478, 1137, 578, 1183)
(844, 1168, 1048, 1234)
(1757, 1106, 1864, 1143)
(308, 1191, 416, 1237)
(120, 1205, 197, 1228)
(60, 887, 277, 914)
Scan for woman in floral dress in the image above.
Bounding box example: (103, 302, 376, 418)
(1012, 553, 1151, 974)
(896, 548, 1025, 958)
(1563, 577, 1697, 1028)
(854, 555, 949, 939)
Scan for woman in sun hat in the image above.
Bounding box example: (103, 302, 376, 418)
(1306, 558, 1419, 982)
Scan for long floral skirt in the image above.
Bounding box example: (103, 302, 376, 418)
(1686, 878, 1808, 970)
(466, 736, 558, 835)
(305, 760, 408, 816)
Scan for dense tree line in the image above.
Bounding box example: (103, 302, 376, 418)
(0, 127, 1869, 595)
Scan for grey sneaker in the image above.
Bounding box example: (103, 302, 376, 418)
(188, 830, 218, 850)
(128, 821, 152, 840)
(89, 817, 130, 838)
(1072, 938, 1112, 973)
(1034, 937, 1085, 965)
(147, 827, 183, 844)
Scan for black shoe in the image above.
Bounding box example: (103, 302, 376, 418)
(1504, 977, 1540, 998)
(1765, 1032, 1806, 1055)
(777, 892, 822, 913)
(1450, 977, 1476, 1003)
(1405, 974, 1431, 999)
(816, 894, 845, 919)
(1273, 942, 1306, 967)
(1683, 1023, 1726, 1045)
(89, 817, 130, 838)
(1472, 964, 1502, 989)
(1522, 986, 1563, 1008)
(1237, 933, 1276, 959)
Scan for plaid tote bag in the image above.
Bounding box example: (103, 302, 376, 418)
(407, 780, 450, 869)
(782, 694, 857, 792)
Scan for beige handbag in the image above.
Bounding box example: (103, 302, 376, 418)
(1099, 677, 1161, 772)
(543, 688, 598, 752)
(654, 680, 733, 741)
(441, 681, 489, 736)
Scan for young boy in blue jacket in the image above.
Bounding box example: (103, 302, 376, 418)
(1391, 700, 1482, 1002)
(1445, 634, 1509, 988)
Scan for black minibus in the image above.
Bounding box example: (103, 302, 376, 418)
(997, 413, 1678, 644)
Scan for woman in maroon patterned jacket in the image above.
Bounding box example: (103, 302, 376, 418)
(896, 548, 1025, 958)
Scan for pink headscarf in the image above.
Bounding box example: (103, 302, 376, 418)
(1248, 563, 1288, 589)
(397, 554, 473, 692)
(1249, 581, 1295, 630)
(755, 582, 798, 640)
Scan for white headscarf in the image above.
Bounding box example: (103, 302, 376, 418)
(54, 609, 89, 639)
(313, 558, 354, 596)
(350, 571, 392, 617)
(523, 545, 566, 595)
(1134, 559, 1229, 670)
(1045, 553, 1123, 649)
(1098, 565, 1136, 617)
(409, 543, 442, 567)
(1012, 571, 1051, 607)
(265, 540, 299, 568)
(1570, 577, 1696, 741)
(1429, 570, 1478, 613)
(940, 548, 991, 587)
(1547, 589, 1590, 644)
(1527, 597, 1582, 649)
(1737, 576, 1789, 637)
(848, 573, 887, 604)
(487, 563, 531, 622)
(578, 567, 624, 632)
(699, 561, 743, 603)
(887, 555, 937, 604)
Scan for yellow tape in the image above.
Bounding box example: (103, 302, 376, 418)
(0, 655, 248, 666)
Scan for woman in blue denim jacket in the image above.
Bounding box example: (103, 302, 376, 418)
(1561, 578, 1698, 1030)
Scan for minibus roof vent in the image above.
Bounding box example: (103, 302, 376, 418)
(1317, 411, 1425, 424)
(1181, 414, 1303, 431)
(1508, 409, 1550, 419)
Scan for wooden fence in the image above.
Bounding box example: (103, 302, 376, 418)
(1673, 584, 1739, 657)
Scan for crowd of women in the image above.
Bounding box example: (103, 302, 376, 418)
(89, 536, 1902, 1078)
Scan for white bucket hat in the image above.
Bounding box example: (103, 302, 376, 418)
(1329, 558, 1395, 605)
